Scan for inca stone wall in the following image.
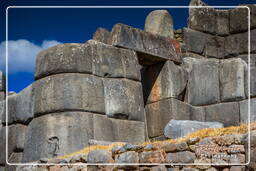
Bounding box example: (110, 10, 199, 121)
(0, 0, 256, 170)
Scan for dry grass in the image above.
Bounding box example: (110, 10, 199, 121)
(56, 122, 256, 160)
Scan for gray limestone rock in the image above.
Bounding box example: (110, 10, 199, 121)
(87, 150, 114, 163)
(164, 120, 223, 139)
(103, 78, 144, 121)
(93, 114, 145, 143)
(0, 101, 5, 123)
(216, 10, 229, 36)
(239, 98, 256, 123)
(0, 92, 5, 101)
(204, 36, 226, 59)
(92, 28, 110, 44)
(8, 124, 27, 153)
(229, 7, 249, 34)
(145, 98, 192, 138)
(0, 126, 5, 164)
(116, 151, 139, 163)
(6, 152, 23, 171)
(183, 57, 220, 106)
(166, 151, 196, 163)
(205, 102, 240, 126)
(35, 43, 92, 80)
(33, 73, 105, 115)
(22, 112, 94, 162)
(144, 10, 174, 38)
(0, 72, 5, 91)
(219, 58, 246, 102)
(142, 61, 188, 104)
(109, 23, 181, 64)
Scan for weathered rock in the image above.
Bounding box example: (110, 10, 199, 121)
(230, 7, 249, 33)
(183, 28, 209, 54)
(22, 112, 94, 162)
(181, 168, 199, 171)
(216, 10, 229, 36)
(144, 10, 174, 38)
(162, 142, 188, 153)
(246, 4, 256, 29)
(0, 72, 5, 91)
(33, 73, 105, 115)
(204, 36, 226, 59)
(151, 166, 167, 171)
(239, 98, 256, 123)
(6, 152, 23, 171)
(164, 120, 223, 139)
(89, 40, 141, 81)
(115, 151, 139, 163)
(87, 150, 114, 163)
(93, 114, 145, 143)
(0, 127, 6, 164)
(166, 151, 195, 163)
(205, 102, 240, 126)
(183, 57, 220, 106)
(103, 78, 144, 121)
(142, 61, 187, 104)
(145, 98, 191, 138)
(8, 124, 27, 153)
(88, 139, 123, 146)
(0, 92, 5, 101)
(92, 28, 110, 44)
(139, 150, 165, 163)
(219, 58, 246, 102)
(109, 23, 181, 64)
(0, 101, 5, 123)
(188, 0, 216, 34)
(230, 166, 246, 171)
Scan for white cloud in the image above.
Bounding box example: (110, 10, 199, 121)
(0, 39, 62, 73)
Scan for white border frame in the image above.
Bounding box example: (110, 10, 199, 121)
(5, 5, 251, 166)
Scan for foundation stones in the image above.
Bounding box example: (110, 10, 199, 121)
(92, 28, 110, 44)
(144, 10, 174, 38)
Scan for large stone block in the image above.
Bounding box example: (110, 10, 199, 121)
(142, 61, 187, 104)
(239, 98, 256, 123)
(89, 40, 141, 81)
(0, 101, 4, 123)
(204, 36, 226, 59)
(0, 126, 5, 165)
(230, 7, 249, 34)
(6, 152, 23, 171)
(92, 28, 110, 44)
(0, 92, 5, 101)
(183, 58, 220, 106)
(144, 10, 174, 38)
(216, 10, 229, 36)
(188, 0, 216, 34)
(35, 43, 92, 80)
(183, 28, 209, 54)
(145, 98, 192, 138)
(103, 78, 144, 121)
(219, 58, 246, 102)
(8, 124, 27, 153)
(93, 114, 145, 143)
(0, 72, 5, 91)
(109, 23, 181, 64)
(164, 120, 223, 139)
(33, 73, 105, 116)
(22, 112, 93, 162)
(205, 102, 240, 126)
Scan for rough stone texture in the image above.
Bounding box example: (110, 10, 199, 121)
(35, 43, 92, 80)
(103, 78, 144, 121)
(92, 28, 110, 44)
(205, 102, 240, 126)
(6, 152, 23, 171)
(33, 73, 105, 115)
(3, 85, 34, 125)
(115, 151, 139, 163)
(164, 120, 223, 139)
(0, 127, 5, 165)
(229, 7, 249, 34)
(219, 58, 246, 102)
(166, 151, 196, 163)
(0, 92, 5, 101)
(162, 142, 188, 152)
(188, 0, 216, 34)
(8, 124, 27, 153)
(183, 57, 220, 106)
(142, 61, 187, 104)
(22, 112, 94, 162)
(239, 98, 256, 123)
(109, 23, 181, 64)
(89, 40, 141, 81)
(144, 10, 174, 38)
(0, 72, 5, 91)
(93, 114, 145, 143)
(87, 150, 114, 163)
(204, 36, 226, 59)
(0, 101, 5, 123)
(216, 10, 229, 36)
(145, 98, 192, 138)
(183, 28, 209, 54)
(230, 166, 246, 171)
(139, 150, 165, 163)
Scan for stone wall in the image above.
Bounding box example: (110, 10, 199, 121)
(16, 130, 256, 171)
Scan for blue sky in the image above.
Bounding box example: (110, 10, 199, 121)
(0, 0, 256, 92)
